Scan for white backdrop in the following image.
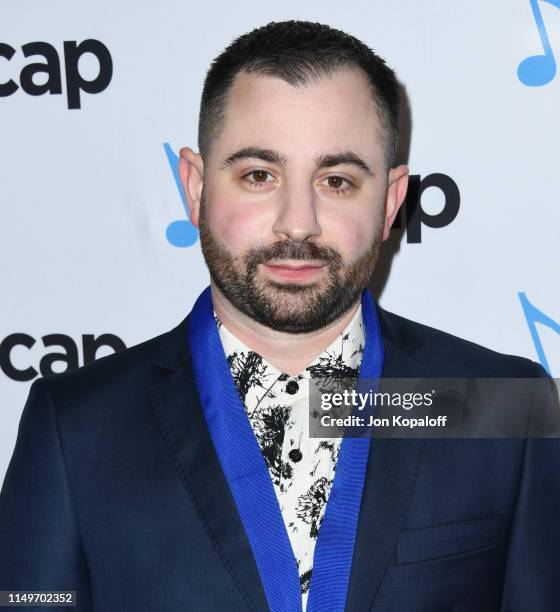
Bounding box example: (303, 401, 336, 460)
(1, 0, 559, 486)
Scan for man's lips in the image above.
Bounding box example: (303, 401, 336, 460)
(261, 260, 328, 282)
(265, 260, 327, 270)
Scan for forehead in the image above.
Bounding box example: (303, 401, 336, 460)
(214, 68, 385, 164)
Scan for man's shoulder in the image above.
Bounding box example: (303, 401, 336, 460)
(39, 315, 191, 404)
(37, 304, 547, 402)
(378, 306, 543, 378)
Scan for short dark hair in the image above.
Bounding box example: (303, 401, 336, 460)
(198, 20, 401, 168)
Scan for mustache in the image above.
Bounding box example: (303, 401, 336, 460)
(244, 240, 342, 265)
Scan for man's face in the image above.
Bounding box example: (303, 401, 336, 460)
(187, 68, 407, 333)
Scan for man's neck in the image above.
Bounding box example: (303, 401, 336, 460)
(211, 283, 361, 377)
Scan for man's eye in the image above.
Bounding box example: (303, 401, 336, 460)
(243, 170, 273, 184)
(324, 176, 352, 191)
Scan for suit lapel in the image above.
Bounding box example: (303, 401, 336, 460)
(344, 307, 431, 611)
(150, 353, 269, 612)
(149, 303, 430, 612)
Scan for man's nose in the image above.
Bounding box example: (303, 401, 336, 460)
(271, 182, 322, 242)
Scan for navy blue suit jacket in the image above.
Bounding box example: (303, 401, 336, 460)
(1, 304, 559, 611)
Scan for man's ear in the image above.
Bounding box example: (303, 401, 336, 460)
(382, 164, 409, 241)
(178, 146, 204, 228)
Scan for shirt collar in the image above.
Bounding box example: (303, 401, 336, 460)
(214, 304, 365, 383)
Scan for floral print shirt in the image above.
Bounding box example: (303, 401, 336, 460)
(215, 306, 365, 611)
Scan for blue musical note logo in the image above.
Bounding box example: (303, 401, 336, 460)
(518, 0, 560, 86)
(163, 142, 199, 247)
(518, 292, 559, 375)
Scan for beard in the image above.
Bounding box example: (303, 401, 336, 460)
(198, 194, 384, 333)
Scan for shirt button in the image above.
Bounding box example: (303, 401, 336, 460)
(289, 448, 303, 462)
(286, 380, 299, 394)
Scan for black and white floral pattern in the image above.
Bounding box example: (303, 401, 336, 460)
(216, 307, 365, 611)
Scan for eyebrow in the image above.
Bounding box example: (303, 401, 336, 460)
(315, 152, 374, 177)
(221, 147, 287, 168)
(221, 147, 374, 176)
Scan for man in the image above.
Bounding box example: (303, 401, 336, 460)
(0, 20, 558, 612)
